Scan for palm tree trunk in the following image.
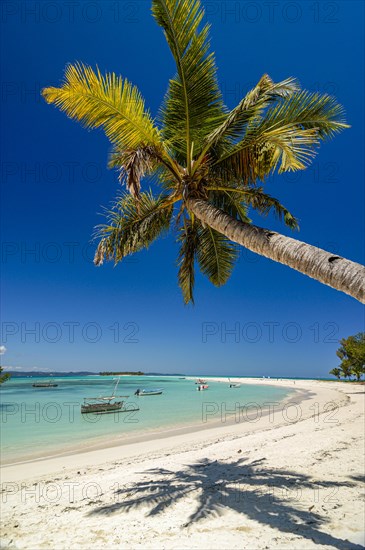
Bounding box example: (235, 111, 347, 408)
(187, 198, 365, 303)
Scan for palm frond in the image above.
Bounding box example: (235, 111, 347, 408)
(214, 126, 320, 183)
(177, 219, 199, 304)
(196, 224, 238, 286)
(208, 188, 251, 224)
(152, 0, 225, 162)
(94, 191, 173, 265)
(259, 90, 350, 140)
(199, 74, 300, 155)
(109, 146, 160, 198)
(206, 184, 298, 229)
(213, 91, 349, 182)
(177, 216, 238, 303)
(42, 63, 163, 153)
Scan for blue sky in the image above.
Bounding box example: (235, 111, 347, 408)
(1, 0, 364, 377)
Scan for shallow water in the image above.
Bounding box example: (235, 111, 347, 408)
(0, 376, 293, 462)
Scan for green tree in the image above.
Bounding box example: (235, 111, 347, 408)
(42, 0, 365, 304)
(340, 360, 353, 381)
(0, 366, 10, 385)
(351, 364, 365, 382)
(329, 367, 341, 380)
(337, 333, 365, 381)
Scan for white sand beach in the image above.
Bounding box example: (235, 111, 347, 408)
(1, 378, 364, 549)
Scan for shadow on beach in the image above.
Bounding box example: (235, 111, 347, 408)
(88, 456, 362, 549)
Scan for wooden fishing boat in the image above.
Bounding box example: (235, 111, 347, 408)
(81, 399, 126, 414)
(32, 380, 58, 388)
(81, 378, 139, 414)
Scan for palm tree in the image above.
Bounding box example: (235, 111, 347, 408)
(42, 0, 365, 304)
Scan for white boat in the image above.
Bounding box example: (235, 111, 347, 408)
(134, 388, 163, 396)
(197, 384, 209, 391)
(228, 378, 241, 388)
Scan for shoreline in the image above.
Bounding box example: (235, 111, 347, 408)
(1, 378, 364, 549)
(0, 377, 298, 468)
(0, 378, 345, 482)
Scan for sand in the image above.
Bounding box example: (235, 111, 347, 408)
(0, 378, 364, 549)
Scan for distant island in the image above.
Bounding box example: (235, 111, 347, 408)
(99, 371, 144, 376)
(5, 371, 95, 378)
(3, 370, 186, 378)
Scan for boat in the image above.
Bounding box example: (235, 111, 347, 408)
(134, 388, 163, 396)
(81, 378, 139, 414)
(197, 384, 209, 391)
(228, 378, 241, 388)
(81, 400, 127, 414)
(195, 378, 207, 384)
(32, 380, 58, 388)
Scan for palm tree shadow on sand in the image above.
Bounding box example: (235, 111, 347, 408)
(88, 457, 362, 549)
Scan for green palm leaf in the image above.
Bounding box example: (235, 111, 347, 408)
(197, 74, 300, 160)
(177, 219, 199, 304)
(152, 0, 225, 163)
(214, 127, 320, 183)
(207, 184, 298, 229)
(196, 224, 238, 287)
(213, 91, 349, 182)
(178, 217, 238, 303)
(94, 191, 173, 265)
(208, 188, 251, 224)
(42, 63, 163, 154)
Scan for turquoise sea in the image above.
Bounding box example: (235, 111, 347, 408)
(0, 376, 293, 463)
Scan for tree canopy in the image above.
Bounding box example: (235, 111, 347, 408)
(41, 0, 365, 304)
(329, 333, 365, 381)
(0, 367, 10, 385)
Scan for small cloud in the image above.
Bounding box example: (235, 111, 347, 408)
(0, 345, 7, 355)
